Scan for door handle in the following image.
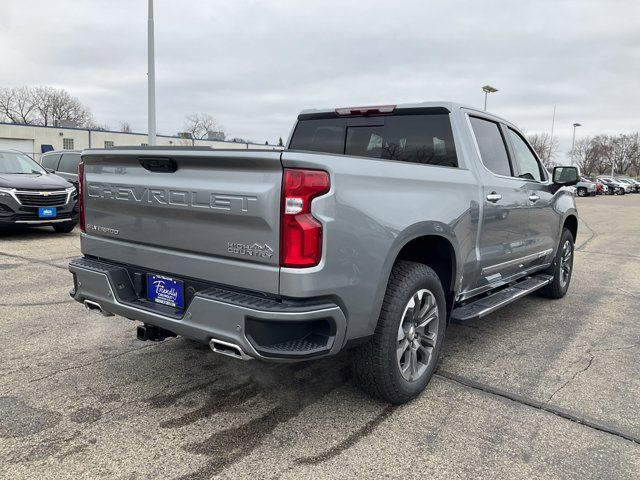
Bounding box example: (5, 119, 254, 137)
(486, 192, 502, 203)
(528, 194, 540, 202)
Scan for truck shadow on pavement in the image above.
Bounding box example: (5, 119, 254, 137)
(141, 343, 374, 479)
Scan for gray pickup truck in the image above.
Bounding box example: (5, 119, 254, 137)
(69, 102, 579, 404)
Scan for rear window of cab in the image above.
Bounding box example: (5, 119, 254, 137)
(289, 113, 458, 168)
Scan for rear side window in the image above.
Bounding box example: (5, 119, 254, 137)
(469, 117, 512, 177)
(58, 153, 81, 174)
(41, 154, 60, 170)
(290, 114, 458, 167)
(289, 119, 345, 154)
(507, 128, 545, 181)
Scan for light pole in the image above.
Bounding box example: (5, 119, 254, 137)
(570, 123, 581, 166)
(147, 0, 157, 146)
(482, 85, 498, 111)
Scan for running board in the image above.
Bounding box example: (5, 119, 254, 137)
(451, 274, 553, 323)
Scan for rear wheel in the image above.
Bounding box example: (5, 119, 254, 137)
(577, 187, 587, 197)
(350, 261, 446, 404)
(53, 222, 77, 233)
(538, 228, 574, 299)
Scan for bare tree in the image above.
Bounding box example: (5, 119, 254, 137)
(183, 113, 223, 139)
(608, 133, 638, 175)
(0, 86, 93, 127)
(119, 121, 132, 133)
(0, 86, 38, 124)
(527, 132, 559, 168)
(588, 135, 615, 174)
(569, 136, 610, 175)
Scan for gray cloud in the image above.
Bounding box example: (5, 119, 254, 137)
(1, 0, 638, 156)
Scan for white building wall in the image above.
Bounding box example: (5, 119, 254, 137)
(0, 123, 280, 162)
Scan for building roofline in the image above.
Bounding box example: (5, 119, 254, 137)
(0, 121, 269, 146)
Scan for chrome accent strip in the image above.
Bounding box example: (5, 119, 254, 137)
(14, 218, 74, 224)
(458, 262, 552, 302)
(481, 248, 553, 276)
(12, 189, 74, 206)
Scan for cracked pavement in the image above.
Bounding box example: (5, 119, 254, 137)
(0, 195, 639, 479)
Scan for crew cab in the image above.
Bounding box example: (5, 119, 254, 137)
(69, 102, 579, 403)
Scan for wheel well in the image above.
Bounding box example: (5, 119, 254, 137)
(395, 235, 456, 316)
(563, 215, 578, 241)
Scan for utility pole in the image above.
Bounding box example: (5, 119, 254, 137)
(147, 0, 157, 145)
(548, 104, 556, 165)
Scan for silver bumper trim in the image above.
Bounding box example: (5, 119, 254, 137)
(15, 218, 75, 224)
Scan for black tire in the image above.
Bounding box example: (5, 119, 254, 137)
(577, 187, 587, 197)
(538, 228, 574, 299)
(52, 222, 77, 233)
(350, 261, 446, 404)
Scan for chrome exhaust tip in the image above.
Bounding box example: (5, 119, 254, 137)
(84, 299, 114, 317)
(209, 338, 252, 361)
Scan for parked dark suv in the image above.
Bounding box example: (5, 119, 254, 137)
(41, 150, 81, 188)
(0, 150, 78, 232)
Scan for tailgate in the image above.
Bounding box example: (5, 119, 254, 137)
(81, 148, 283, 294)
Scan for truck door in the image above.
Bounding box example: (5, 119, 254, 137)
(504, 127, 558, 261)
(468, 116, 531, 288)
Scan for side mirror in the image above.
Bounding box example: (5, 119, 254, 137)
(553, 166, 579, 186)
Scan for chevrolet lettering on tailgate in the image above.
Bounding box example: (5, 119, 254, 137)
(87, 183, 257, 213)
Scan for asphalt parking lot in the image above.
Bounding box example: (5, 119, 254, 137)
(1, 195, 639, 479)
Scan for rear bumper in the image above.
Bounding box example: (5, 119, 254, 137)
(68, 257, 347, 361)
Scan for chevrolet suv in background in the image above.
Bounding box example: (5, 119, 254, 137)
(0, 150, 78, 232)
(41, 150, 81, 189)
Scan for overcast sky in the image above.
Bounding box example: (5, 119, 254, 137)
(2, 0, 638, 157)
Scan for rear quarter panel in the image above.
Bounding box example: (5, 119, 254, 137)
(279, 150, 480, 341)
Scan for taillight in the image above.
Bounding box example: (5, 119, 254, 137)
(78, 161, 85, 232)
(281, 168, 330, 268)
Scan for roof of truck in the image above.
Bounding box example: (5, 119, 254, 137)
(298, 101, 512, 125)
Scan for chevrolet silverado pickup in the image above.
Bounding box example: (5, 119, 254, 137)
(69, 102, 580, 404)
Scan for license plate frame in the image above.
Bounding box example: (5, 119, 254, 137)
(146, 274, 185, 310)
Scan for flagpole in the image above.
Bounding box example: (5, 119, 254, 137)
(147, 0, 157, 145)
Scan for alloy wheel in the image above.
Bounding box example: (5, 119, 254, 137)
(396, 289, 439, 382)
(559, 240, 572, 288)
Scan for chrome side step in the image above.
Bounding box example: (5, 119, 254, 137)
(451, 274, 553, 323)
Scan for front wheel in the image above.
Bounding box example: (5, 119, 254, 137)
(538, 228, 574, 299)
(350, 261, 446, 404)
(577, 187, 587, 197)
